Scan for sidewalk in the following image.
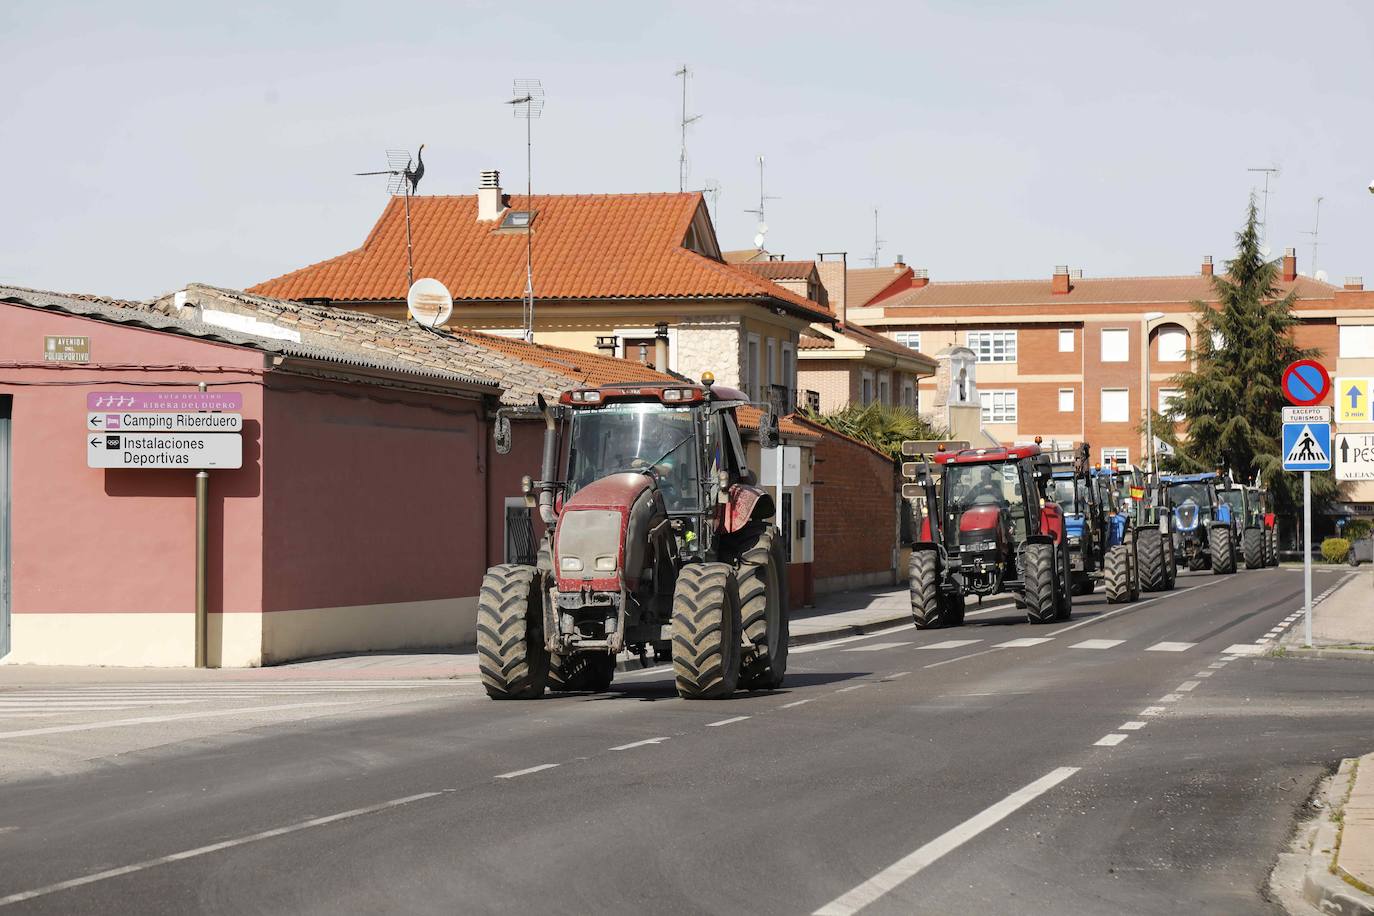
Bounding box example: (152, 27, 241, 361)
(0, 584, 916, 687)
(1279, 567, 1374, 659)
(1279, 755, 1374, 915)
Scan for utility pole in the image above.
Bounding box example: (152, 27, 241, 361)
(675, 65, 701, 193)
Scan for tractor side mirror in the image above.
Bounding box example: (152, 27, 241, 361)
(493, 414, 513, 455)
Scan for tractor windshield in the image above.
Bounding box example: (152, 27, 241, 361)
(944, 461, 1029, 542)
(1048, 477, 1081, 514)
(566, 403, 700, 513)
(1218, 489, 1246, 514)
(1165, 482, 1212, 525)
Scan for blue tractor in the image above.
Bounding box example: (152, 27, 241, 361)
(1048, 447, 1140, 603)
(1158, 472, 1238, 574)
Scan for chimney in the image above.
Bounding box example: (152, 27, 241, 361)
(895, 254, 905, 267)
(478, 170, 503, 221)
(1070, 268, 1083, 280)
(1052, 265, 1071, 295)
(1282, 247, 1297, 282)
(815, 252, 848, 327)
(595, 335, 618, 355)
(911, 268, 930, 289)
(1201, 255, 1213, 277)
(654, 322, 670, 370)
(1345, 276, 1364, 291)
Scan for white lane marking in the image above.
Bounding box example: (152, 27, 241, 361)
(811, 767, 1079, 916)
(843, 642, 913, 653)
(0, 701, 199, 709)
(1069, 639, 1125, 650)
(0, 702, 349, 740)
(1209, 662, 1227, 669)
(1194, 671, 1213, 678)
(1095, 734, 1128, 746)
(995, 637, 1053, 649)
(779, 698, 817, 709)
(917, 639, 982, 650)
(1119, 721, 1146, 730)
(1253, 638, 1269, 645)
(494, 763, 558, 779)
(705, 716, 750, 728)
(884, 671, 912, 680)
(834, 684, 867, 694)
(1146, 642, 1196, 652)
(0, 790, 442, 908)
(923, 646, 1005, 670)
(791, 625, 913, 654)
(610, 737, 670, 751)
(1045, 578, 1229, 637)
(1139, 706, 1166, 717)
(1158, 694, 1183, 703)
(618, 665, 673, 679)
(1176, 681, 1200, 692)
(962, 601, 1017, 618)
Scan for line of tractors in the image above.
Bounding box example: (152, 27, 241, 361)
(472, 373, 1280, 702)
(901, 438, 1280, 629)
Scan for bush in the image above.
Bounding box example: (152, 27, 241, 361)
(1321, 538, 1351, 564)
(1344, 519, 1372, 541)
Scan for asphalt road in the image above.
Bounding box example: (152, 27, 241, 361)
(1, 566, 1370, 915)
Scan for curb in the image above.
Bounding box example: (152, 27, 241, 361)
(1297, 759, 1374, 916)
(1276, 647, 1374, 662)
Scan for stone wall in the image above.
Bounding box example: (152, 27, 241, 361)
(676, 315, 743, 388)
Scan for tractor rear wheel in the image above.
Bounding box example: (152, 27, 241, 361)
(548, 653, 615, 693)
(1104, 545, 1133, 603)
(1137, 529, 1168, 592)
(1265, 529, 1280, 566)
(729, 526, 789, 691)
(1055, 545, 1074, 621)
(1242, 528, 1265, 569)
(1163, 533, 1178, 588)
(1210, 527, 1237, 574)
(671, 563, 742, 700)
(476, 564, 550, 700)
(1023, 542, 1058, 624)
(909, 549, 944, 629)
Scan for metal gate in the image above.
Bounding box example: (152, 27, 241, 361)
(0, 395, 11, 659)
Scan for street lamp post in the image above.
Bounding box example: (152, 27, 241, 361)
(1141, 311, 1166, 472)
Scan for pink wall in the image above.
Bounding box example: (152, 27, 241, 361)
(0, 306, 266, 616)
(260, 374, 490, 612)
(485, 419, 553, 567)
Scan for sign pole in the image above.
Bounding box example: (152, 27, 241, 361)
(1303, 469, 1312, 647)
(775, 438, 784, 534)
(195, 382, 209, 669)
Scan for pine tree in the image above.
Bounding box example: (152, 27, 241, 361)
(1152, 197, 1338, 523)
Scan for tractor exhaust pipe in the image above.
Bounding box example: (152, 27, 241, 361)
(538, 395, 558, 525)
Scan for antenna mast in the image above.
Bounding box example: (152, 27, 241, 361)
(1247, 166, 1280, 251)
(743, 154, 779, 250)
(355, 146, 425, 297)
(1301, 195, 1324, 277)
(508, 78, 544, 342)
(864, 208, 884, 266)
(675, 65, 701, 193)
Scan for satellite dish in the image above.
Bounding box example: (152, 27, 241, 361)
(1315, 269, 1329, 283)
(756, 222, 768, 235)
(1260, 245, 1273, 259)
(753, 233, 766, 248)
(407, 278, 453, 328)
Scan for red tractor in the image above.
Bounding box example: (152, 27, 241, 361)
(478, 378, 789, 700)
(905, 442, 1073, 626)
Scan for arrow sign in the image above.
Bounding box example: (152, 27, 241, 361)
(1342, 438, 1350, 462)
(1349, 384, 1362, 410)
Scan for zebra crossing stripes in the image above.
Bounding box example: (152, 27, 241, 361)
(1069, 639, 1125, 650)
(1145, 642, 1196, 652)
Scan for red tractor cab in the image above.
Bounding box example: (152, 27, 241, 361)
(906, 442, 1072, 627)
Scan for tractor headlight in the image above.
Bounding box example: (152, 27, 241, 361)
(1067, 536, 1081, 547)
(594, 556, 617, 572)
(560, 556, 584, 571)
(965, 540, 996, 552)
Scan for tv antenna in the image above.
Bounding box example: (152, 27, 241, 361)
(743, 154, 778, 250)
(1301, 195, 1324, 279)
(1247, 166, 1280, 254)
(700, 179, 721, 224)
(863, 208, 885, 266)
(675, 65, 702, 193)
(355, 145, 426, 292)
(507, 79, 544, 342)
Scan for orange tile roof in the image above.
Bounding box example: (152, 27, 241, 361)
(847, 265, 913, 307)
(736, 405, 822, 442)
(249, 193, 828, 321)
(735, 260, 819, 281)
(870, 273, 1338, 310)
(444, 327, 677, 389)
(723, 248, 769, 264)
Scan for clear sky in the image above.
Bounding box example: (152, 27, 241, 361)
(3, 0, 1372, 299)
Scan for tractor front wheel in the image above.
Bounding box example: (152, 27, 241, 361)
(1023, 543, 1058, 624)
(1104, 545, 1133, 604)
(476, 564, 551, 700)
(729, 526, 789, 691)
(671, 563, 742, 700)
(1137, 529, 1169, 592)
(1242, 528, 1265, 569)
(909, 548, 945, 629)
(1211, 527, 1237, 574)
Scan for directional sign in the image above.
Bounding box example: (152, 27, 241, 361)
(1282, 360, 1331, 407)
(87, 412, 242, 433)
(1283, 406, 1332, 424)
(87, 433, 243, 469)
(1335, 433, 1374, 481)
(86, 391, 243, 412)
(760, 445, 801, 487)
(1336, 377, 1372, 424)
(1282, 422, 1332, 472)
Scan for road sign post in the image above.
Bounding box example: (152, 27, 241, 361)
(1304, 470, 1311, 647)
(1281, 360, 1334, 650)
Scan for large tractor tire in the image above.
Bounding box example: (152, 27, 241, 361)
(671, 563, 742, 700)
(1242, 528, 1265, 570)
(1163, 534, 1178, 588)
(1104, 545, 1134, 604)
(909, 548, 945, 629)
(1210, 527, 1237, 575)
(548, 653, 615, 693)
(729, 526, 789, 691)
(1056, 545, 1074, 621)
(1023, 542, 1058, 624)
(1265, 529, 1280, 567)
(1137, 529, 1169, 592)
(477, 564, 551, 700)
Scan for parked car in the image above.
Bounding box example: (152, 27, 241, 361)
(1348, 536, 1374, 567)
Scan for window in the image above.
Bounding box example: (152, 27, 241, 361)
(878, 373, 891, 406)
(780, 342, 795, 406)
(746, 335, 761, 399)
(499, 210, 534, 229)
(966, 330, 1017, 363)
(766, 338, 777, 386)
(861, 371, 874, 405)
(895, 331, 921, 351)
(1101, 448, 1130, 466)
(1058, 329, 1075, 352)
(1157, 326, 1187, 362)
(1101, 388, 1129, 423)
(1340, 325, 1374, 358)
(1101, 328, 1129, 362)
(1158, 388, 1182, 418)
(979, 389, 1018, 423)
(1058, 388, 1075, 412)
(902, 379, 915, 409)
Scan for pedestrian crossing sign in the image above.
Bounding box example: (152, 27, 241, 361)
(1282, 421, 1332, 471)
